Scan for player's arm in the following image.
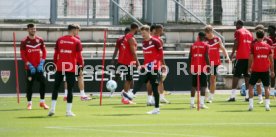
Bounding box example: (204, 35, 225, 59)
(159, 38, 166, 66)
(111, 39, 120, 65)
(53, 39, 59, 64)
(269, 49, 275, 78)
(205, 46, 210, 66)
(248, 45, 254, 73)
(20, 40, 29, 65)
(129, 38, 140, 67)
(230, 31, 239, 60)
(40, 39, 47, 61)
(219, 39, 230, 62)
(76, 41, 84, 68)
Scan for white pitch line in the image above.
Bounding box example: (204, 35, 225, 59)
(46, 126, 215, 137)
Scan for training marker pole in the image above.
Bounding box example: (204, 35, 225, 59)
(100, 29, 107, 106)
(13, 32, 20, 104)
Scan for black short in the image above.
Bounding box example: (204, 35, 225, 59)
(26, 70, 45, 81)
(137, 68, 161, 85)
(192, 73, 208, 87)
(233, 59, 250, 78)
(210, 65, 219, 76)
(115, 63, 133, 81)
(249, 71, 270, 87)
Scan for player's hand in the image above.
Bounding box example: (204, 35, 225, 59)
(27, 63, 36, 75)
(271, 72, 275, 78)
(230, 53, 234, 61)
(226, 57, 232, 63)
(37, 59, 45, 73)
(247, 68, 252, 75)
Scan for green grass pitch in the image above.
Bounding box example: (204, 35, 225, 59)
(0, 94, 276, 137)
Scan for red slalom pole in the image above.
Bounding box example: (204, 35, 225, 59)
(197, 74, 200, 111)
(100, 29, 107, 106)
(13, 32, 20, 104)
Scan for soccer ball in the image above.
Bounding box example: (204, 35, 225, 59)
(106, 80, 117, 92)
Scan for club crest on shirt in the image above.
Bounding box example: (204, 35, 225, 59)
(214, 39, 217, 43)
(36, 39, 40, 43)
(149, 41, 152, 45)
(1, 70, 10, 84)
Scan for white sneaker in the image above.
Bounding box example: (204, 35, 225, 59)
(160, 97, 170, 104)
(190, 104, 196, 109)
(265, 107, 271, 111)
(66, 112, 76, 117)
(48, 110, 55, 117)
(128, 90, 135, 98)
(248, 106, 254, 111)
(146, 108, 160, 115)
(200, 104, 209, 109)
(258, 100, 263, 104)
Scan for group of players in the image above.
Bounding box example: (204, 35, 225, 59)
(19, 19, 276, 116)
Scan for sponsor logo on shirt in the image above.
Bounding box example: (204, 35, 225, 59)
(256, 46, 269, 50)
(257, 55, 268, 59)
(60, 40, 74, 44)
(60, 49, 73, 53)
(28, 49, 40, 53)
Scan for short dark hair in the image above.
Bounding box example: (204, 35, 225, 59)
(236, 20, 244, 26)
(155, 24, 163, 29)
(150, 24, 156, 32)
(268, 25, 276, 31)
(27, 24, 35, 28)
(256, 30, 265, 39)
(124, 27, 130, 35)
(198, 32, 206, 40)
(130, 22, 139, 30)
(68, 24, 77, 31)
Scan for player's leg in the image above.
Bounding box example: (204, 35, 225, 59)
(243, 60, 250, 101)
(146, 81, 155, 106)
(159, 78, 170, 104)
(200, 74, 208, 109)
(261, 72, 271, 111)
(228, 60, 241, 101)
(147, 70, 160, 114)
(130, 68, 148, 104)
(63, 82, 68, 101)
(207, 74, 216, 103)
(256, 81, 263, 104)
(121, 65, 134, 102)
(190, 75, 197, 108)
(26, 70, 34, 110)
(37, 72, 49, 109)
(65, 72, 76, 116)
(248, 72, 258, 111)
(48, 72, 64, 116)
(78, 69, 91, 101)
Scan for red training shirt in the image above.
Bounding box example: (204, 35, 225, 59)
(205, 36, 221, 66)
(190, 41, 209, 73)
(121, 33, 137, 65)
(235, 27, 253, 59)
(116, 36, 125, 64)
(142, 37, 163, 70)
(251, 41, 272, 72)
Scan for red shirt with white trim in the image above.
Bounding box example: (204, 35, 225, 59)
(121, 33, 137, 65)
(54, 35, 83, 73)
(190, 41, 209, 73)
(20, 36, 47, 70)
(142, 37, 163, 70)
(205, 36, 221, 66)
(116, 36, 125, 64)
(251, 41, 272, 72)
(234, 27, 253, 59)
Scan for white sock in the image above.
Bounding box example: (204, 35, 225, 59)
(209, 93, 214, 100)
(80, 90, 85, 96)
(129, 89, 133, 92)
(190, 97, 195, 105)
(265, 99, 270, 108)
(200, 96, 205, 106)
(249, 98, 254, 108)
(51, 100, 57, 112)
(160, 94, 165, 99)
(231, 89, 236, 98)
(28, 101, 32, 104)
(147, 95, 153, 102)
(154, 108, 160, 111)
(66, 103, 72, 113)
(245, 90, 249, 98)
(64, 89, 68, 97)
(40, 99, 45, 103)
(258, 94, 263, 101)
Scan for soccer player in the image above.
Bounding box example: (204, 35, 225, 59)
(252, 25, 273, 104)
(130, 25, 164, 114)
(248, 30, 274, 111)
(120, 22, 139, 104)
(20, 23, 49, 110)
(48, 24, 84, 117)
(111, 27, 132, 96)
(189, 32, 210, 109)
(146, 24, 169, 105)
(204, 25, 231, 103)
(268, 25, 276, 90)
(63, 24, 91, 101)
(229, 20, 253, 102)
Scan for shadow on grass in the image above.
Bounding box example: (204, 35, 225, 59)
(0, 108, 25, 112)
(17, 115, 59, 119)
(217, 110, 248, 112)
(162, 107, 186, 110)
(113, 105, 146, 108)
(93, 114, 146, 117)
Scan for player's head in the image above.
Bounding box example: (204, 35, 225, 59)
(124, 27, 130, 35)
(268, 25, 276, 35)
(255, 24, 265, 32)
(198, 32, 206, 41)
(236, 20, 244, 29)
(204, 25, 213, 38)
(74, 24, 81, 35)
(68, 24, 78, 35)
(150, 24, 156, 35)
(130, 22, 139, 34)
(27, 23, 36, 36)
(140, 25, 151, 39)
(256, 30, 265, 40)
(155, 24, 164, 36)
